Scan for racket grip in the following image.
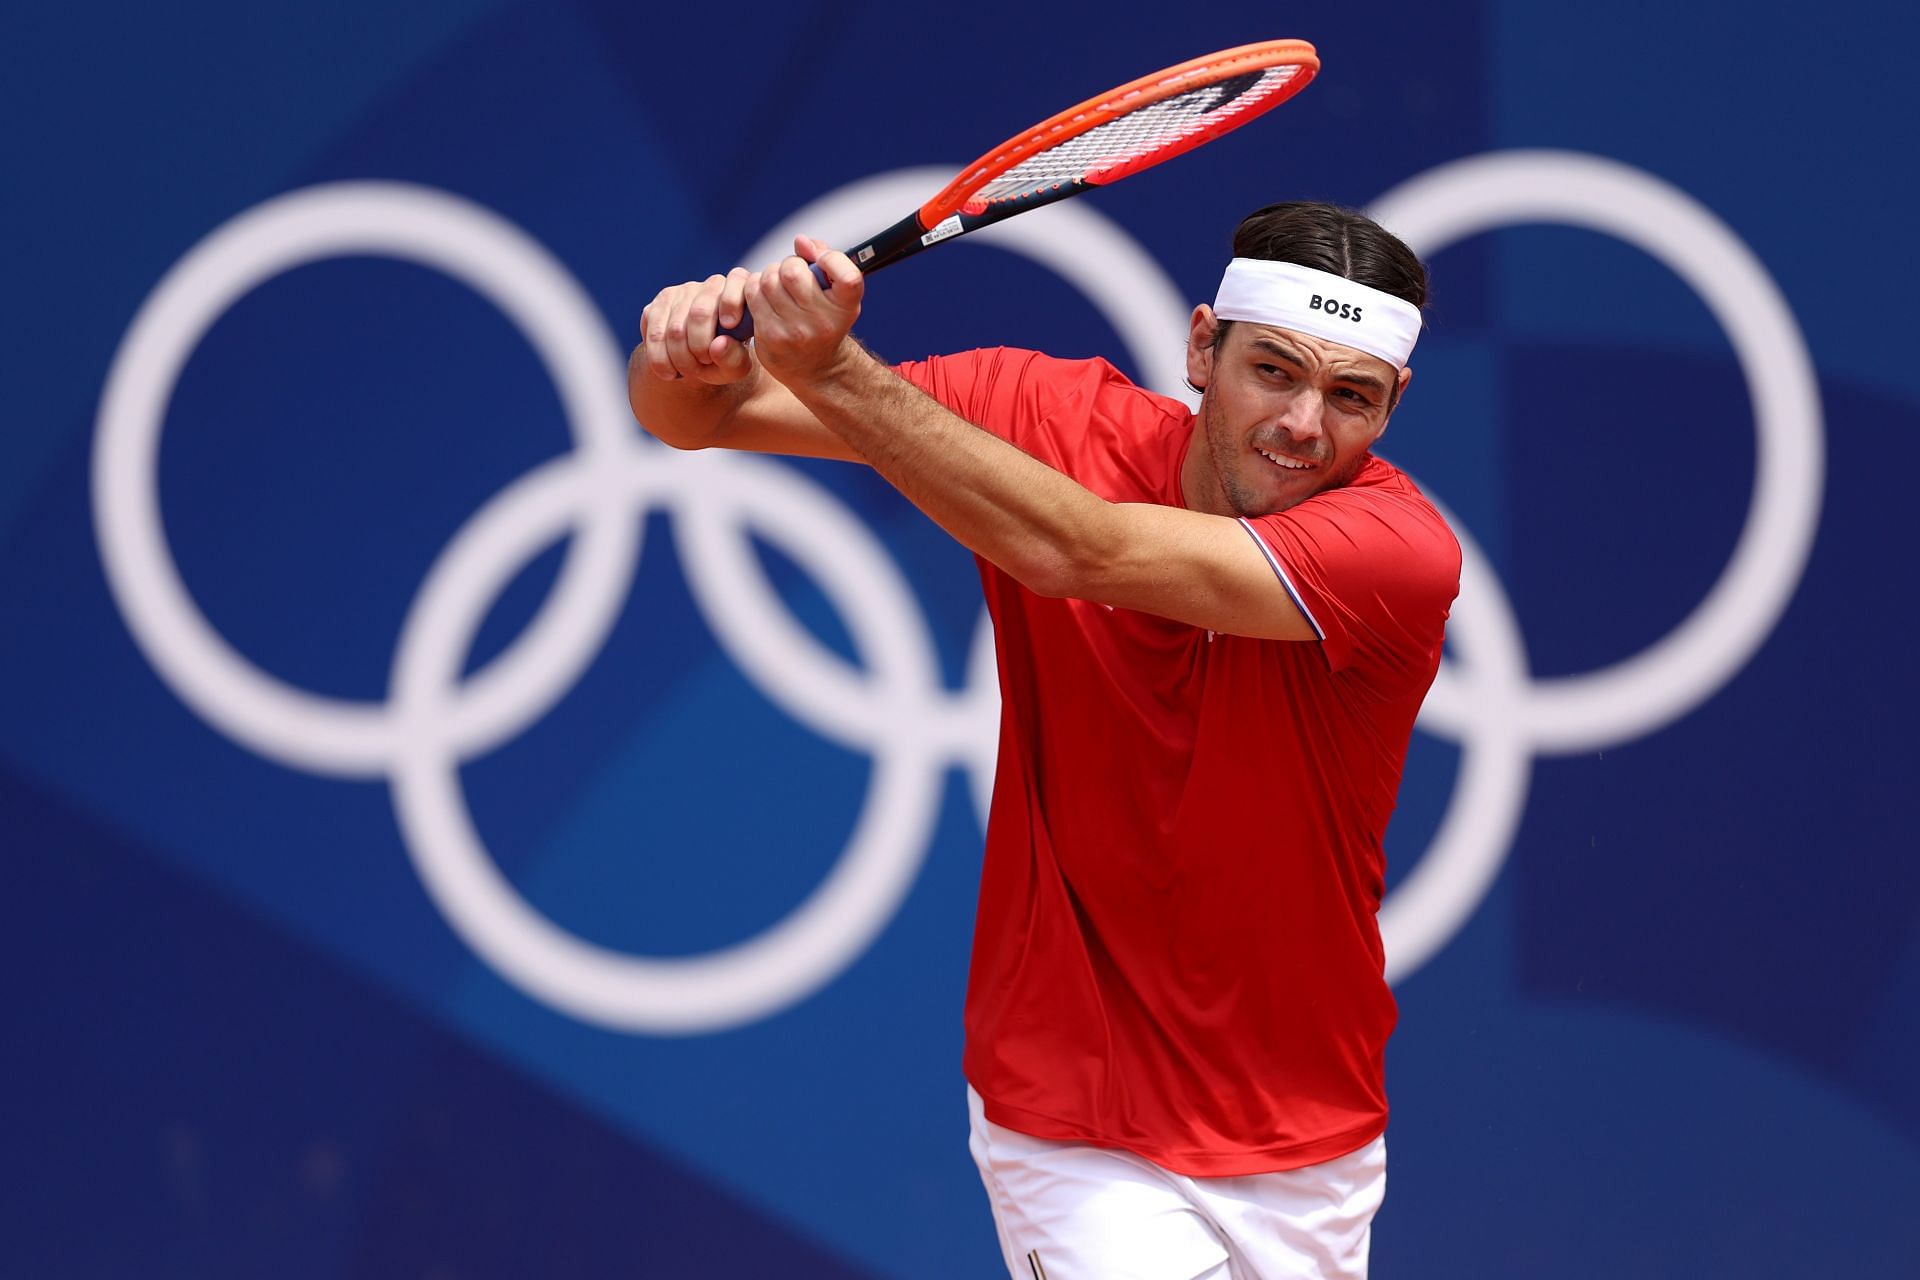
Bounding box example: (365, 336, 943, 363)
(715, 262, 832, 343)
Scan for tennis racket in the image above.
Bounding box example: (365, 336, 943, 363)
(723, 38, 1319, 340)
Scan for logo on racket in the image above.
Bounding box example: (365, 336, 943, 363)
(93, 151, 1821, 1032)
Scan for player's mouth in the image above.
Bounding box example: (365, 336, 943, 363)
(1255, 445, 1317, 473)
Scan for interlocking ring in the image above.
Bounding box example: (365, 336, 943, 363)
(1369, 151, 1823, 978)
(94, 152, 1821, 1028)
(92, 183, 639, 775)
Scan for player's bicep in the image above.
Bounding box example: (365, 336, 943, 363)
(1080, 504, 1320, 641)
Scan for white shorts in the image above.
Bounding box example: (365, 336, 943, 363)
(967, 1089, 1386, 1280)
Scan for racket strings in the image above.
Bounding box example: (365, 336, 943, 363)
(971, 65, 1302, 204)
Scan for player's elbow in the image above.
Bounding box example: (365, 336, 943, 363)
(631, 411, 716, 452)
(1014, 555, 1075, 600)
(1009, 539, 1111, 602)
(645, 424, 717, 452)
(627, 351, 720, 451)
(1009, 504, 1140, 600)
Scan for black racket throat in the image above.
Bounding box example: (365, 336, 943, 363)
(851, 181, 1092, 277)
(720, 181, 1088, 342)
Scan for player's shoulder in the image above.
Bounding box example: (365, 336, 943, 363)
(899, 347, 1187, 430)
(994, 350, 1195, 439)
(907, 346, 1166, 394)
(1316, 455, 1462, 565)
(1345, 455, 1449, 517)
(1027, 350, 1180, 401)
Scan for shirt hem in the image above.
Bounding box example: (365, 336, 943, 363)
(977, 1093, 1388, 1177)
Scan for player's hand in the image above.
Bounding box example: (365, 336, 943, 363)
(745, 235, 864, 386)
(639, 269, 756, 385)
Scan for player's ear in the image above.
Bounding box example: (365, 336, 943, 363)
(1374, 364, 1413, 442)
(1186, 305, 1218, 392)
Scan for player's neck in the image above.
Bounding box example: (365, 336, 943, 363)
(1178, 420, 1233, 517)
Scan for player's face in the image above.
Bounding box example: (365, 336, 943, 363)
(1183, 314, 1408, 518)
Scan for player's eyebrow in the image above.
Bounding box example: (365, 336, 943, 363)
(1247, 335, 1391, 397)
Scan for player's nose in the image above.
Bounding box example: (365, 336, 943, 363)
(1273, 390, 1325, 442)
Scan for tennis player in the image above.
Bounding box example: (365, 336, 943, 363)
(631, 201, 1458, 1280)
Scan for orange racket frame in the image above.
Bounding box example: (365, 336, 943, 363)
(724, 39, 1319, 340)
(923, 38, 1320, 225)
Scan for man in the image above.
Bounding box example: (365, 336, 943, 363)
(630, 201, 1459, 1280)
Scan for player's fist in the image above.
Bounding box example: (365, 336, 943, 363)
(639, 269, 755, 385)
(743, 235, 864, 386)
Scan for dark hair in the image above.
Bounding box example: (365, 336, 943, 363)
(1205, 201, 1428, 403)
(1229, 201, 1428, 309)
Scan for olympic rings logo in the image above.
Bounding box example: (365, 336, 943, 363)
(93, 151, 1822, 1033)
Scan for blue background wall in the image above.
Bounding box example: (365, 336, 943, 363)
(6, 3, 1916, 1275)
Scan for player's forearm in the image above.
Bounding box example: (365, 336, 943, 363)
(626, 344, 762, 449)
(783, 342, 1117, 593)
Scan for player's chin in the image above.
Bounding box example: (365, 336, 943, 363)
(1230, 483, 1300, 519)
(1242, 462, 1325, 513)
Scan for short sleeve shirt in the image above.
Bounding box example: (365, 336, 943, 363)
(894, 347, 1460, 1175)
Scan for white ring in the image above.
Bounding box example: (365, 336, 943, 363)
(92, 182, 639, 776)
(1382, 494, 1532, 982)
(1372, 150, 1824, 751)
(665, 448, 947, 754)
(387, 442, 947, 1032)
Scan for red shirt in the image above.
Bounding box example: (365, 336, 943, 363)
(895, 348, 1460, 1175)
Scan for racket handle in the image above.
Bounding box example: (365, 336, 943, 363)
(715, 262, 831, 343)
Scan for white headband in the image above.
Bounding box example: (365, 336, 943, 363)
(1212, 258, 1422, 368)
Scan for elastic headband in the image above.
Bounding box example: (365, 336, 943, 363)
(1212, 258, 1421, 368)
